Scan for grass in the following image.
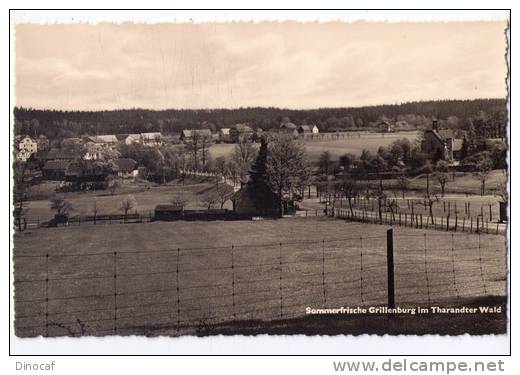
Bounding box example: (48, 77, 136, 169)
(208, 131, 419, 162)
(13, 217, 507, 337)
(23, 177, 231, 222)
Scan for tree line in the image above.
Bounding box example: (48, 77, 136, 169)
(14, 98, 506, 139)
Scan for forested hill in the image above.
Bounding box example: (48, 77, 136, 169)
(13, 98, 507, 139)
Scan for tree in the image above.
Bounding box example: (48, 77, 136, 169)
(201, 191, 218, 210)
(120, 195, 137, 222)
(434, 160, 450, 197)
(474, 154, 494, 196)
(106, 175, 120, 195)
(318, 151, 332, 176)
(214, 156, 227, 178)
(50, 195, 73, 217)
(214, 178, 234, 208)
(13, 162, 30, 231)
(388, 141, 404, 166)
(424, 190, 439, 224)
(496, 182, 508, 204)
(200, 134, 214, 170)
(248, 137, 276, 209)
(420, 161, 434, 195)
(396, 172, 410, 199)
(340, 178, 359, 216)
(170, 194, 187, 213)
(266, 133, 312, 217)
(232, 139, 257, 185)
(339, 153, 355, 172)
(92, 197, 99, 224)
(185, 131, 201, 170)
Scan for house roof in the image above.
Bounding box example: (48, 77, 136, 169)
(219, 128, 231, 135)
(425, 129, 446, 145)
(141, 132, 162, 140)
(231, 123, 253, 132)
(42, 160, 71, 171)
(298, 125, 312, 133)
(114, 158, 137, 173)
(437, 129, 455, 139)
(452, 139, 463, 152)
(88, 135, 118, 144)
(181, 129, 212, 138)
(280, 122, 297, 129)
(155, 204, 183, 212)
(46, 148, 76, 160)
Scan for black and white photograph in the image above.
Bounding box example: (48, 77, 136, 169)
(10, 10, 509, 346)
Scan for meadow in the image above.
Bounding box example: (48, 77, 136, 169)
(209, 131, 420, 161)
(24, 177, 231, 222)
(13, 217, 506, 337)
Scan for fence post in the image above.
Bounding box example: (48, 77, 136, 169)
(231, 245, 236, 320)
(113, 251, 117, 334)
(279, 242, 283, 319)
(359, 237, 364, 304)
(322, 239, 327, 308)
(176, 247, 180, 328)
(386, 228, 395, 310)
(45, 253, 49, 337)
(446, 215, 450, 231)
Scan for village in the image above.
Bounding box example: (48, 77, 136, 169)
(13, 112, 507, 231)
(10, 18, 509, 340)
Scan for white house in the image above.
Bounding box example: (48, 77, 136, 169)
(14, 135, 38, 162)
(140, 132, 163, 146)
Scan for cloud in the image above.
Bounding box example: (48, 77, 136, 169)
(14, 21, 508, 110)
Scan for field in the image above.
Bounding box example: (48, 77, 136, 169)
(13, 217, 507, 337)
(209, 131, 420, 162)
(23, 177, 231, 222)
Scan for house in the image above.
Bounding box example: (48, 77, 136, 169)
(421, 120, 462, 161)
(180, 129, 213, 143)
(36, 135, 50, 151)
(42, 160, 71, 180)
(296, 124, 319, 135)
(154, 204, 184, 221)
(116, 133, 141, 145)
(380, 121, 394, 133)
(114, 158, 138, 180)
(14, 135, 38, 162)
(65, 161, 115, 188)
(229, 123, 254, 143)
(140, 132, 163, 146)
(297, 125, 311, 135)
(85, 135, 119, 147)
(218, 128, 231, 143)
(232, 183, 281, 217)
(43, 148, 76, 163)
(452, 139, 464, 160)
(280, 122, 297, 132)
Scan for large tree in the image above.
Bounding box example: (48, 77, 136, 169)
(434, 160, 450, 197)
(232, 139, 257, 185)
(266, 133, 311, 216)
(13, 162, 30, 231)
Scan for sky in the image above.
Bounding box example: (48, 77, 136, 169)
(14, 21, 508, 110)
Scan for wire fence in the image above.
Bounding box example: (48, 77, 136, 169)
(332, 207, 507, 235)
(13, 231, 506, 337)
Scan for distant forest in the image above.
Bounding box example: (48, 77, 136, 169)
(13, 98, 507, 140)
